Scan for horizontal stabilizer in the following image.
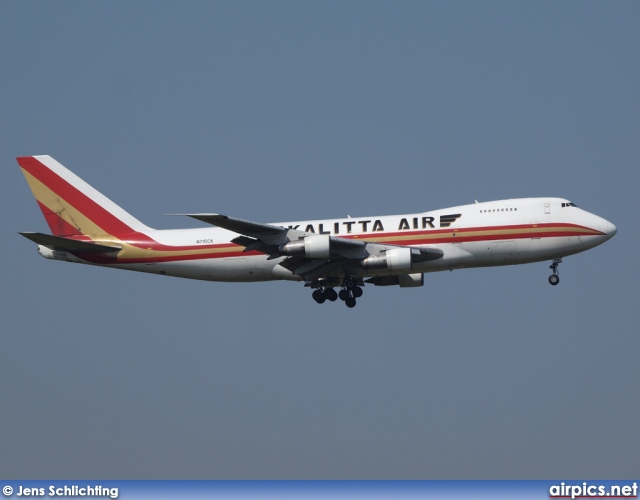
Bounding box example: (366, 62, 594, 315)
(19, 232, 121, 254)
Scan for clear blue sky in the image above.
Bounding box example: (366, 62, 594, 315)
(1, 1, 638, 478)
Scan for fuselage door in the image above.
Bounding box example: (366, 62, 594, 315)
(544, 202, 551, 214)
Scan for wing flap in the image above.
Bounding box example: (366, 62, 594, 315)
(276, 256, 345, 281)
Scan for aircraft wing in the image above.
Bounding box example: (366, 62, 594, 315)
(19, 232, 121, 254)
(184, 213, 442, 281)
(184, 212, 366, 257)
(186, 214, 290, 242)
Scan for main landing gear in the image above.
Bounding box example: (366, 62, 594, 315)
(312, 287, 337, 304)
(548, 257, 562, 286)
(311, 278, 364, 308)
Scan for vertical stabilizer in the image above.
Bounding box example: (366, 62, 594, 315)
(17, 155, 152, 237)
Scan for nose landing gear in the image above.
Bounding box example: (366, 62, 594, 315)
(548, 258, 562, 286)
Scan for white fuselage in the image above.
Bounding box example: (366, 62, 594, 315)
(50, 197, 614, 283)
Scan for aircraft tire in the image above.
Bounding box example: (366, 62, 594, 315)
(312, 289, 326, 303)
(325, 288, 338, 301)
(338, 289, 350, 301)
(548, 274, 560, 286)
(345, 297, 357, 308)
(353, 286, 363, 298)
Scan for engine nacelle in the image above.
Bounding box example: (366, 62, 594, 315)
(280, 235, 331, 259)
(365, 273, 424, 287)
(398, 273, 424, 287)
(387, 247, 412, 271)
(361, 247, 413, 271)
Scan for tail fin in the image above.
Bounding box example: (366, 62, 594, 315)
(17, 155, 152, 237)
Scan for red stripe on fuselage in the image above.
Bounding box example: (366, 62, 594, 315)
(84, 222, 602, 265)
(351, 222, 601, 241)
(329, 223, 603, 246)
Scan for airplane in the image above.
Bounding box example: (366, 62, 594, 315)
(17, 155, 617, 308)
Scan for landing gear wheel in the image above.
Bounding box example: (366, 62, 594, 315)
(345, 297, 357, 308)
(344, 278, 357, 290)
(353, 286, 363, 298)
(338, 289, 350, 301)
(548, 258, 562, 286)
(325, 288, 338, 301)
(312, 289, 326, 304)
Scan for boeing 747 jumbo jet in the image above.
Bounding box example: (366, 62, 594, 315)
(18, 156, 617, 308)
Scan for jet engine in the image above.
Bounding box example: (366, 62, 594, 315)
(279, 235, 331, 259)
(365, 273, 424, 287)
(360, 247, 413, 271)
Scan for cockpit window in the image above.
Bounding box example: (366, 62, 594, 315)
(561, 202, 578, 207)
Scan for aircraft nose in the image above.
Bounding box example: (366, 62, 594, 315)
(607, 221, 617, 238)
